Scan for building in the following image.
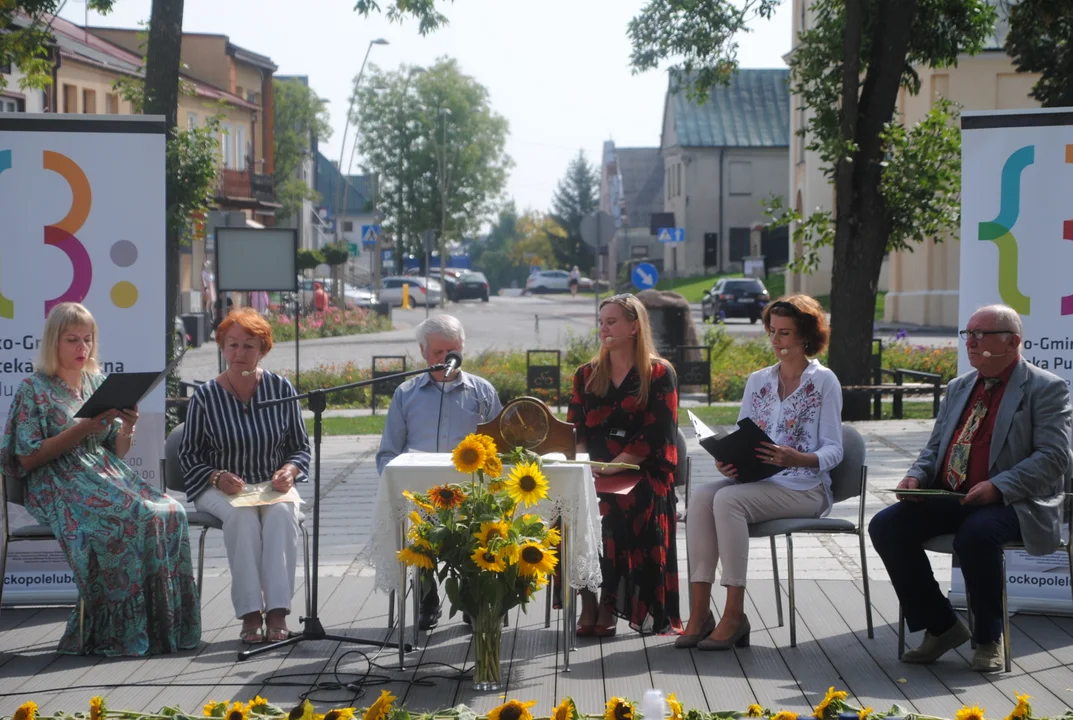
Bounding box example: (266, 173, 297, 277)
(659, 68, 791, 277)
(0, 57, 49, 113)
(314, 151, 377, 282)
(599, 142, 665, 276)
(787, 0, 1036, 326)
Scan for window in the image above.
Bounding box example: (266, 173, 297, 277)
(82, 89, 97, 114)
(729, 161, 752, 195)
(666, 167, 670, 202)
(343, 221, 354, 232)
(247, 91, 260, 105)
(0, 97, 19, 113)
(677, 163, 683, 197)
(235, 86, 244, 99)
(729, 227, 751, 262)
(221, 124, 234, 168)
(105, 93, 119, 114)
(236, 126, 247, 171)
(63, 84, 78, 113)
(0, 62, 11, 75)
(187, 112, 198, 128)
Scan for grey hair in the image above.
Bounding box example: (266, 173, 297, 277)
(976, 304, 1024, 336)
(416, 314, 465, 349)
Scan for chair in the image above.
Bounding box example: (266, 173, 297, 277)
(896, 480, 1073, 673)
(0, 473, 85, 651)
(162, 423, 312, 617)
(745, 423, 874, 648)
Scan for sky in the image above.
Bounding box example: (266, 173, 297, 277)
(61, 0, 793, 214)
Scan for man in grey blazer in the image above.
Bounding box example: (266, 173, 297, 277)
(869, 304, 1072, 672)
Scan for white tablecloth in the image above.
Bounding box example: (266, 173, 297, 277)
(364, 452, 603, 594)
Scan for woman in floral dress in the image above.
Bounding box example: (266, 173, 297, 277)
(567, 293, 681, 636)
(678, 295, 843, 651)
(1, 303, 201, 656)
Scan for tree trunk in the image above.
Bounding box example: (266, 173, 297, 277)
(828, 0, 918, 420)
(143, 0, 185, 364)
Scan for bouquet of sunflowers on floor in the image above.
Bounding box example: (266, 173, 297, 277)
(397, 433, 560, 687)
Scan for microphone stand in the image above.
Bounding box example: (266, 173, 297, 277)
(236, 361, 454, 661)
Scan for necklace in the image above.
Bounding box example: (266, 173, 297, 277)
(222, 372, 256, 413)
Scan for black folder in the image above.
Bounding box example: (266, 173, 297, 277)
(687, 410, 780, 483)
(75, 355, 181, 418)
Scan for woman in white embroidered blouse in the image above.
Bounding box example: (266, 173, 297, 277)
(679, 294, 843, 651)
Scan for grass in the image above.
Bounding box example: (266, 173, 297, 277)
(304, 399, 935, 436)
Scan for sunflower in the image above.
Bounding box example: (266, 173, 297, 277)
(488, 479, 506, 492)
(476, 433, 499, 457)
(506, 461, 549, 507)
(13, 703, 37, 720)
(472, 546, 507, 572)
(484, 453, 504, 479)
(1006, 694, 1031, 720)
(956, 706, 986, 720)
(452, 435, 488, 474)
(90, 696, 106, 720)
(323, 709, 357, 720)
(412, 536, 434, 551)
(552, 698, 578, 720)
(474, 520, 511, 545)
(858, 708, 873, 720)
(544, 526, 562, 546)
(429, 484, 466, 510)
(225, 702, 250, 720)
(362, 691, 396, 720)
(746, 705, 765, 718)
(397, 546, 435, 570)
(772, 712, 798, 720)
(517, 540, 558, 576)
(813, 687, 848, 719)
(289, 700, 316, 720)
(604, 698, 634, 720)
(667, 693, 683, 720)
(487, 700, 537, 720)
(204, 701, 229, 718)
(249, 697, 271, 714)
(501, 543, 521, 564)
(402, 489, 435, 514)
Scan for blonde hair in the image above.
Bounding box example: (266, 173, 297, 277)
(586, 294, 669, 407)
(39, 302, 100, 375)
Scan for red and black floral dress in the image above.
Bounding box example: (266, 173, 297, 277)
(567, 359, 682, 634)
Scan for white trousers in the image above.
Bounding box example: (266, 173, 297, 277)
(194, 487, 300, 619)
(687, 477, 826, 587)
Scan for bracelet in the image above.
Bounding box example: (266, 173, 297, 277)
(211, 470, 224, 489)
(118, 426, 135, 438)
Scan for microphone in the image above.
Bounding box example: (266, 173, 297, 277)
(241, 370, 253, 376)
(442, 351, 463, 377)
(982, 349, 1011, 358)
(779, 348, 789, 356)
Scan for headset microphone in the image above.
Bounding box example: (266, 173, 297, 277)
(982, 349, 1010, 358)
(241, 370, 253, 376)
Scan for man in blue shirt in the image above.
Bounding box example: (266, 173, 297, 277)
(376, 314, 502, 628)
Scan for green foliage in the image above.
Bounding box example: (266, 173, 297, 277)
(467, 204, 527, 292)
(297, 248, 324, 272)
(352, 0, 452, 35)
(267, 308, 390, 343)
(548, 151, 598, 271)
(273, 78, 331, 219)
(321, 243, 351, 266)
(0, 1, 116, 91)
(166, 114, 223, 233)
(1004, 0, 1073, 108)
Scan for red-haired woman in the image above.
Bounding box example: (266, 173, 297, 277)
(179, 308, 311, 644)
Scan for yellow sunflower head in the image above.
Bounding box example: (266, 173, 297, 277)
(452, 435, 488, 474)
(1006, 693, 1031, 720)
(429, 484, 466, 510)
(90, 696, 106, 720)
(487, 700, 537, 720)
(411, 536, 434, 551)
(474, 520, 511, 545)
(288, 699, 315, 720)
(477, 433, 499, 456)
(552, 698, 578, 720)
(544, 526, 562, 547)
(488, 479, 506, 492)
(402, 489, 435, 514)
(746, 705, 765, 718)
(502, 543, 521, 564)
(204, 701, 229, 718)
(813, 687, 848, 719)
(13, 702, 38, 720)
(858, 708, 873, 720)
(324, 709, 357, 720)
(517, 540, 558, 576)
(225, 702, 250, 720)
(397, 547, 435, 570)
(667, 693, 683, 720)
(506, 461, 549, 507)
(362, 691, 396, 720)
(483, 453, 504, 479)
(772, 712, 798, 720)
(956, 706, 986, 720)
(249, 697, 271, 714)
(604, 698, 634, 720)
(471, 546, 507, 572)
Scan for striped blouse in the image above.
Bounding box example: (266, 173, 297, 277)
(178, 370, 311, 501)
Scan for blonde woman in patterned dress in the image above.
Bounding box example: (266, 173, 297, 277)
(678, 294, 843, 651)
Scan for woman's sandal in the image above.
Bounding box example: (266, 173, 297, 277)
(240, 623, 265, 644)
(265, 626, 290, 643)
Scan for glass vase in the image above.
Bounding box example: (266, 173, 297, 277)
(472, 604, 503, 691)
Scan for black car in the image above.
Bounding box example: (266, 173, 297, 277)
(702, 277, 771, 323)
(450, 271, 491, 302)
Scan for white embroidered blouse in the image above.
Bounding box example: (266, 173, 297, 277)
(737, 359, 844, 514)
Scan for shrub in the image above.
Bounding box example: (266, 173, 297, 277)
(269, 308, 391, 342)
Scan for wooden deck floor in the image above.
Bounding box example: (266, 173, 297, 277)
(3, 575, 1072, 719)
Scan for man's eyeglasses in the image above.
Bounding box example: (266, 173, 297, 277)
(959, 329, 1012, 341)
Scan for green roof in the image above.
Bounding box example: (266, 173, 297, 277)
(669, 68, 790, 148)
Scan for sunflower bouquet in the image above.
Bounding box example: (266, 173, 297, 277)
(397, 433, 560, 690)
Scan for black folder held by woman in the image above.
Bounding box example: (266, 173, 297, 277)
(687, 410, 780, 483)
(74, 356, 181, 418)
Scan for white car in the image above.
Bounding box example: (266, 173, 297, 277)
(379, 276, 442, 307)
(525, 269, 571, 293)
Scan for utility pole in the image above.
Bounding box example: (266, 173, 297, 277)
(437, 107, 453, 280)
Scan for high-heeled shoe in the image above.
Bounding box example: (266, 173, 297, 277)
(674, 611, 716, 649)
(696, 615, 751, 651)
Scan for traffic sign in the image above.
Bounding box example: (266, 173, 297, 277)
(631, 262, 659, 290)
(347, 242, 359, 257)
(381, 249, 394, 264)
(658, 227, 685, 244)
(580, 211, 615, 248)
(362, 224, 381, 248)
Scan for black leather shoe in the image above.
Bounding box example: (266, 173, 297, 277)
(418, 605, 442, 630)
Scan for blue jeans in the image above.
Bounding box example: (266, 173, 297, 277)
(868, 497, 1021, 644)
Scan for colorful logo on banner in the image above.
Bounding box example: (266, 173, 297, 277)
(0, 149, 142, 318)
(978, 144, 1073, 317)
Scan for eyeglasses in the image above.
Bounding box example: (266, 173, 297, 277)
(959, 329, 1012, 341)
(606, 293, 634, 302)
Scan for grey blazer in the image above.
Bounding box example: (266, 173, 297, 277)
(906, 357, 1073, 556)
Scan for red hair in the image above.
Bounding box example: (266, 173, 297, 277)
(216, 308, 274, 354)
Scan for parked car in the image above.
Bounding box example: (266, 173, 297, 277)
(578, 276, 611, 292)
(525, 269, 571, 293)
(701, 277, 771, 323)
(450, 271, 491, 302)
(378, 276, 442, 307)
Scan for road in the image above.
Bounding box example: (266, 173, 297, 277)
(177, 294, 956, 383)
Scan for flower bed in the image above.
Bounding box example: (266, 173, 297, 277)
(5, 687, 1035, 720)
(268, 309, 391, 342)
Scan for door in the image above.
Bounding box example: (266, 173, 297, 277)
(704, 232, 719, 269)
(761, 226, 790, 268)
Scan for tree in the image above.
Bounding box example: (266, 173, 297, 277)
(549, 150, 598, 272)
(0, 1, 115, 91)
(629, 0, 995, 419)
(1004, 0, 1073, 107)
(274, 78, 332, 220)
(509, 212, 566, 271)
(468, 203, 529, 292)
(297, 248, 325, 273)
